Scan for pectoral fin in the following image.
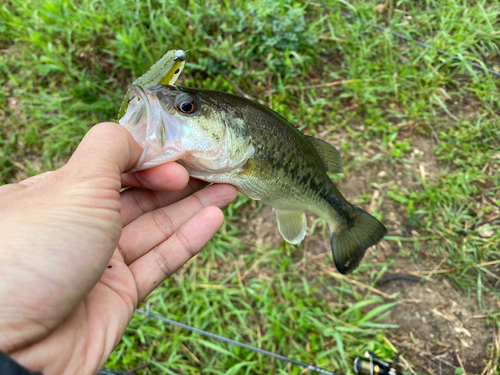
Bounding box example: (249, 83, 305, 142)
(273, 208, 307, 244)
(306, 136, 343, 173)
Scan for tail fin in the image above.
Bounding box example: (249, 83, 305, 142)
(330, 205, 387, 274)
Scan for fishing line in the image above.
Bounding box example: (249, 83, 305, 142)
(141, 309, 339, 375)
(99, 309, 341, 375)
(99, 310, 400, 375)
(310, 1, 500, 79)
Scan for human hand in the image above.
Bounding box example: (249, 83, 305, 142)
(0, 122, 237, 375)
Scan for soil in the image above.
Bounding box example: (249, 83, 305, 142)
(380, 260, 495, 374)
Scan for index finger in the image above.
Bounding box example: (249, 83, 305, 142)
(121, 162, 189, 192)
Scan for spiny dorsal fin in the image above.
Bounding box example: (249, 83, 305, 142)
(273, 208, 307, 244)
(306, 136, 343, 173)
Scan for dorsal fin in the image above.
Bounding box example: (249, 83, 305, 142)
(306, 136, 343, 173)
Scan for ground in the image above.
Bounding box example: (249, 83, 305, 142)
(1, 1, 500, 374)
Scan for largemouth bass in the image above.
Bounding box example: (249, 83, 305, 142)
(120, 84, 387, 274)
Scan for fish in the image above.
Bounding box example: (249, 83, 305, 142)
(119, 84, 387, 274)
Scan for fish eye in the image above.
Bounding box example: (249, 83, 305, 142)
(175, 94, 198, 114)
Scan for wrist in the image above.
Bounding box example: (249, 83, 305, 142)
(0, 285, 52, 354)
(0, 351, 43, 375)
(0, 320, 39, 355)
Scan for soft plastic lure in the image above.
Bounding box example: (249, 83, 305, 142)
(117, 50, 186, 120)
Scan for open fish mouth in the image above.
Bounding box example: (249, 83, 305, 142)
(119, 85, 183, 171)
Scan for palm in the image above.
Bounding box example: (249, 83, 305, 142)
(0, 123, 236, 375)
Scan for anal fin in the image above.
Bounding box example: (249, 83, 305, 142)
(273, 208, 307, 244)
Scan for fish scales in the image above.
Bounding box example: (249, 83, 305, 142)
(214, 91, 351, 223)
(120, 85, 387, 274)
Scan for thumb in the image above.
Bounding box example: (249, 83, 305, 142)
(67, 122, 143, 178)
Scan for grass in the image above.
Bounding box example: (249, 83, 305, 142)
(1, 0, 500, 374)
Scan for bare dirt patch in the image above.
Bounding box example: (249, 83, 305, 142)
(378, 259, 496, 374)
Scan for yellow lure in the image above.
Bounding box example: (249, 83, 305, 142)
(117, 50, 186, 120)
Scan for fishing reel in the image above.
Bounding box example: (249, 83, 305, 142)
(353, 351, 400, 375)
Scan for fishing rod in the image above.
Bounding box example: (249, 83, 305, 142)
(99, 309, 400, 375)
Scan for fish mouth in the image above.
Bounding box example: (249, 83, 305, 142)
(119, 85, 183, 171)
